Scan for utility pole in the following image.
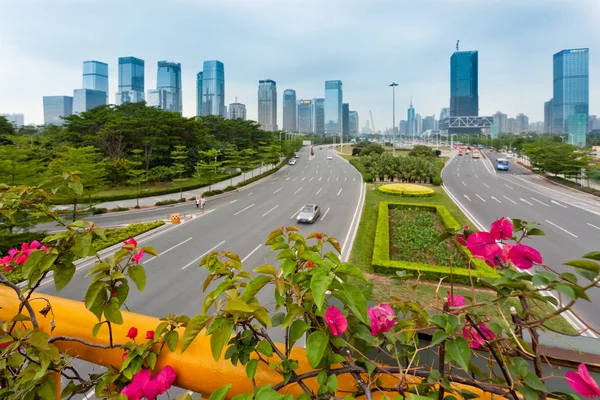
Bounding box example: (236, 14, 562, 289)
(389, 82, 398, 156)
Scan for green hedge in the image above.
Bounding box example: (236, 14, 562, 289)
(0, 232, 48, 256)
(432, 160, 445, 186)
(349, 159, 373, 182)
(372, 202, 497, 285)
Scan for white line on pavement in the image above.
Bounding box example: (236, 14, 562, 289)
(286, 177, 290, 181)
(475, 194, 486, 203)
(545, 220, 578, 238)
(234, 203, 255, 216)
(327, 177, 331, 182)
(247, 192, 253, 196)
(294, 187, 303, 194)
(503, 195, 518, 205)
(505, 184, 514, 190)
(261, 204, 279, 217)
(531, 197, 550, 207)
(337, 188, 343, 196)
(320, 207, 331, 221)
(181, 240, 226, 269)
(273, 187, 283, 194)
(309, 177, 314, 182)
(491, 196, 502, 204)
(301, 177, 305, 181)
(344, 177, 347, 182)
(336, 177, 339, 181)
(461, 181, 467, 187)
(316, 188, 323, 195)
(319, 177, 322, 181)
(292, 177, 298, 181)
(520, 198, 534, 206)
(230, 200, 238, 204)
(551, 200, 567, 208)
(290, 207, 302, 219)
(242, 244, 262, 263)
(463, 194, 471, 202)
(145, 237, 193, 263)
(475, 174, 478, 179)
(587, 223, 600, 231)
(482, 182, 490, 188)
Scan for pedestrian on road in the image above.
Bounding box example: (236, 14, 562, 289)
(195, 197, 200, 209)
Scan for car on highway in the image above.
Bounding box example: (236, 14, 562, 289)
(294, 153, 300, 158)
(297, 204, 320, 224)
(458, 151, 463, 156)
(326, 155, 333, 160)
(289, 159, 296, 165)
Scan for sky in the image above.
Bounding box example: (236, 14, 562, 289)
(0, 0, 598, 128)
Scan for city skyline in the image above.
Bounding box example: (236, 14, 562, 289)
(0, 0, 598, 127)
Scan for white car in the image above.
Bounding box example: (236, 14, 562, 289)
(289, 159, 297, 165)
(326, 156, 333, 160)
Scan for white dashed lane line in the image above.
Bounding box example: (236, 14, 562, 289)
(294, 187, 303, 194)
(261, 205, 279, 217)
(475, 194, 486, 203)
(505, 184, 514, 190)
(545, 220, 578, 238)
(551, 200, 567, 208)
(531, 197, 550, 207)
(588, 223, 600, 231)
(503, 195, 517, 205)
(337, 188, 343, 196)
(320, 207, 331, 221)
(316, 188, 323, 195)
(520, 198, 534, 206)
(273, 187, 283, 194)
(234, 204, 255, 216)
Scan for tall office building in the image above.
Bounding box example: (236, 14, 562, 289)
(258, 80, 278, 131)
(342, 103, 350, 135)
(297, 100, 313, 133)
(147, 89, 174, 111)
(507, 118, 517, 134)
(407, 100, 415, 136)
(228, 103, 247, 120)
(515, 113, 529, 133)
(552, 48, 589, 146)
(116, 57, 144, 105)
(201, 61, 225, 117)
(399, 120, 408, 135)
(282, 89, 297, 131)
(0, 113, 24, 128)
(313, 98, 325, 134)
(493, 111, 508, 133)
(43, 96, 73, 125)
(324, 80, 343, 134)
(196, 72, 203, 117)
(349, 111, 359, 136)
(422, 116, 435, 132)
(154, 61, 182, 113)
(415, 114, 422, 135)
(450, 50, 478, 117)
(73, 89, 106, 114)
(82, 61, 109, 103)
(544, 99, 553, 133)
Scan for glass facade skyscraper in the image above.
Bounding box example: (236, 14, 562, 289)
(116, 57, 144, 105)
(450, 51, 478, 117)
(544, 99, 553, 133)
(258, 80, 278, 131)
(297, 100, 313, 133)
(0, 113, 24, 128)
(43, 96, 73, 125)
(201, 61, 225, 117)
(552, 48, 589, 146)
(313, 98, 325, 134)
(228, 103, 246, 120)
(342, 103, 350, 135)
(325, 81, 343, 134)
(407, 100, 415, 136)
(155, 61, 182, 113)
(73, 89, 105, 114)
(282, 89, 297, 132)
(349, 111, 359, 136)
(196, 72, 203, 117)
(82, 60, 108, 104)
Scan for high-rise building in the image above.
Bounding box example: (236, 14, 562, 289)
(490, 124, 499, 139)
(147, 89, 174, 111)
(422, 116, 435, 132)
(324, 80, 343, 134)
(342, 103, 350, 135)
(196, 72, 203, 117)
(349, 111, 359, 136)
(43, 96, 73, 125)
(544, 99, 553, 133)
(297, 100, 313, 133)
(73, 89, 105, 114)
(82, 60, 108, 103)
(415, 113, 422, 135)
(258, 80, 278, 131)
(407, 100, 415, 136)
(116, 57, 144, 105)
(515, 113, 529, 133)
(282, 89, 297, 131)
(553, 49, 589, 144)
(228, 103, 246, 120)
(399, 120, 408, 135)
(0, 113, 24, 128)
(493, 111, 508, 133)
(313, 98, 325, 134)
(155, 61, 182, 113)
(568, 114, 588, 146)
(507, 118, 517, 134)
(201, 61, 225, 117)
(450, 50, 478, 117)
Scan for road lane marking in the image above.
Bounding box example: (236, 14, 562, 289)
(337, 188, 343, 196)
(292, 177, 298, 181)
(273, 187, 283, 194)
(286, 177, 290, 181)
(344, 177, 347, 182)
(316, 188, 323, 195)
(320, 207, 331, 221)
(475, 174, 478, 179)
(461, 181, 467, 187)
(247, 192, 253, 196)
(145, 237, 193, 263)
(261, 204, 279, 217)
(503, 195, 518, 205)
(587, 223, 600, 231)
(545, 220, 578, 238)
(319, 177, 322, 181)
(182, 240, 226, 269)
(290, 207, 302, 219)
(309, 177, 313, 182)
(336, 177, 339, 181)
(531, 197, 550, 207)
(491, 196, 502, 204)
(505, 184, 514, 190)
(230, 200, 238, 204)
(463, 194, 471, 202)
(234, 204, 255, 216)
(520, 198, 534, 206)
(327, 177, 331, 182)
(551, 200, 567, 208)
(294, 187, 303, 194)
(457, 172, 460, 177)
(475, 194, 486, 203)
(353, 178, 356, 181)
(482, 182, 490, 188)
(301, 177, 305, 181)
(242, 244, 262, 263)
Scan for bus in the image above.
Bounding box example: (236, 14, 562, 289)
(472, 150, 481, 158)
(497, 158, 509, 171)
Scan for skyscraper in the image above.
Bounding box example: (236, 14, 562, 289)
(325, 80, 343, 134)
(415, 113, 422, 136)
(0, 113, 24, 128)
(342, 103, 350, 135)
(493, 111, 508, 133)
(515, 113, 529, 133)
(450, 50, 478, 117)
(297, 100, 313, 133)
(349, 111, 359, 136)
(155, 61, 182, 113)
(228, 103, 247, 120)
(544, 99, 553, 133)
(422, 116, 435, 132)
(82, 60, 109, 103)
(43, 96, 72, 125)
(399, 120, 408, 135)
(553, 48, 589, 146)
(258, 80, 277, 131)
(282, 89, 297, 131)
(201, 61, 225, 117)
(196, 72, 203, 117)
(313, 98, 325, 134)
(407, 100, 415, 136)
(73, 89, 105, 114)
(116, 57, 144, 105)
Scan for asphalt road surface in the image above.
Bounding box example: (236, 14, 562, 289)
(442, 150, 600, 335)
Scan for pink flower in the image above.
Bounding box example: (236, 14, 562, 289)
(566, 363, 600, 398)
(154, 366, 176, 393)
(122, 352, 127, 361)
(455, 233, 467, 246)
(508, 245, 543, 270)
(121, 369, 151, 400)
(126, 327, 138, 340)
(14, 254, 28, 265)
(123, 238, 138, 249)
(132, 249, 145, 264)
(8, 248, 17, 257)
(30, 240, 41, 250)
(463, 323, 495, 349)
(367, 304, 395, 336)
(146, 330, 155, 340)
(324, 306, 348, 336)
(120, 367, 177, 400)
(447, 291, 466, 307)
(490, 218, 513, 241)
(142, 380, 162, 400)
(466, 232, 502, 265)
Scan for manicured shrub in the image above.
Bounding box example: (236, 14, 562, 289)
(91, 207, 108, 215)
(110, 206, 130, 212)
(377, 183, 434, 197)
(155, 199, 183, 206)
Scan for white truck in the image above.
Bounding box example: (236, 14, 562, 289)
(302, 140, 312, 146)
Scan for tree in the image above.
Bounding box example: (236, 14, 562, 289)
(0, 137, 44, 185)
(170, 145, 189, 198)
(221, 144, 239, 187)
(195, 148, 222, 191)
(127, 149, 147, 208)
(238, 148, 259, 180)
(409, 144, 436, 158)
(0, 116, 15, 144)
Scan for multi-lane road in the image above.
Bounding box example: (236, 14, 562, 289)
(443, 150, 600, 333)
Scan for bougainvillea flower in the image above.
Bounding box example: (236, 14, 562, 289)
(122, 352, 127, 361)
(126, 327, 138, 340)
(14, 254, 28, 265)
(324, 305, 348, 336)
(455, 233, 467, 246)
(154, 366, 177, 393)
(490, 217, 513, 241)
(30, 240, 41, 250)
(132, 249, 145, 264)
(146, 330, 155, 340)
(367, 304, 395, 336)
(466, 232, 502, 264)
(447, 291, 466, 307)
(508, 245, 543, 270)
(566, 363, 600, 398)
(463, 323, 495, 349)
(8, 248, 18, 257)
(316, 233, 323, 239)
(121, 369, 151, 400)
(123, 238, 138, 248)
(142, 379, 162, 400)
(1, 256, 12, 271)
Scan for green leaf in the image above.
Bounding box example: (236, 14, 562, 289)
(280, 259, 297, 276)
(335, 263, 366, 280)
(583, 251, 600, 261)
(85, 281, 106, 310)
(246, 359, 259, 380)
(209, 384, 232, 400)
(555, 283, 577, 299)
(242, 276, 271, 302)
(104, 298, 123, 324)
(565, 259, 600, 273)
(54, 261, 76, 293)
(326, 374, 338, 392)
(281, 304, 302, 328)
(255, 386, 280, 400)
(445, 337, 471, 372)
(128, 265, 146, 291)
(165, 330, 179, 352)
(271, 312, 285, 327)
(430, 330, 447, 347)
(338, 284, 368, 325)
(181, 314, 211, 353)
(231, 395, 254, 400)
(21, 250, 45, 280)
(575, 268, 598, 281)
(147, 352, 157, 369)
(311, 272, 333, 311)
(211, 321, 234, 361)
(289, 320, 310, 346)
(527, 227, 545, 236)
(72, 233, 93, 258)
(225, 299, 255, 313)
(275, 249, 297, 260)
(92, 322, 103, 338)
(256, 340, 273, 357)
(11, 314, 31, 322)
(254, 264, 277, 276)
(306, 331, 328, 368)
(524, 373, 546, 391)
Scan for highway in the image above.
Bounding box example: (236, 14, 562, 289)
(442, 150, 600, 333)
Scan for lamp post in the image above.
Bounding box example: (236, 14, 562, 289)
(389, 82, 398, 156)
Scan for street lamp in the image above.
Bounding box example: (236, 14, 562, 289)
(389, 82, 398, 156)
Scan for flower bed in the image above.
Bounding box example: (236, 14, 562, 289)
(377, 183, 434, 197)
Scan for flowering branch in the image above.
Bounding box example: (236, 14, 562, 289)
(48, 336, 124, 349)
(0, 272, 38, 330)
